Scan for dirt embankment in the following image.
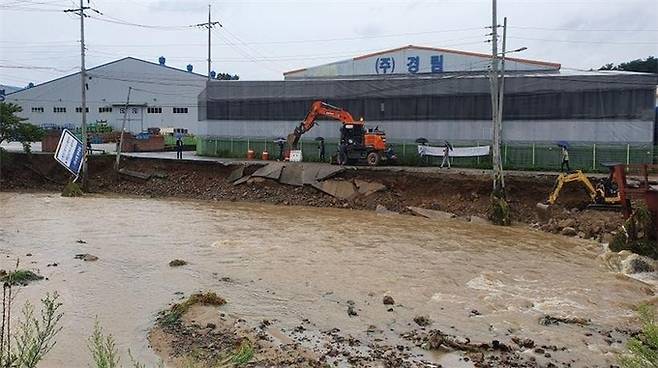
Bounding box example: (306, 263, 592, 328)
(0, 152, 623, 240)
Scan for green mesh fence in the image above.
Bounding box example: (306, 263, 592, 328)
(197, 137, 654, 172)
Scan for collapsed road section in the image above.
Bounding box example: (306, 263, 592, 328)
(1, 152, 628, 243)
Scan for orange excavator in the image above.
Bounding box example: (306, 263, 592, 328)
(287, 101, 396, 166)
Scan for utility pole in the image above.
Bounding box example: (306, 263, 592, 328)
(194, 4, 222, 80)
(65, 0, 94, 189)
(497, 17, 508, 191)
(115, 87, 132, 171)
(489, 0, 504, 196)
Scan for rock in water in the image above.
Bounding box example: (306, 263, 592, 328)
(375, 204, 397, 215)
(560, 227, 577, 236)
(413, 315, 431, 327)
(621, 254, 656, 274)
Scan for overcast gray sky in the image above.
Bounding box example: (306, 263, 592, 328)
(1, 0, 657, 87)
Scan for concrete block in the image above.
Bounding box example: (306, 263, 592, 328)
(226, 165, 245, 182)
(407, 206, 456, 220)
(279, 164, 304, 187)
(354, 180, 386, 196)
(312, 180, 357, 200)
(251, 162, 284, 180)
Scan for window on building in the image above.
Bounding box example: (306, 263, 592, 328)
(53, 107, 66, 113)
(173, 107, 188, 114)
(98, 107, 112, 113)
(75, 107, 90, 113)
(147, 107, 162, 114)
(31, 107, 44, 113)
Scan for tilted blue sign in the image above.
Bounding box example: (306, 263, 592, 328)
(54, 129, 84, 177)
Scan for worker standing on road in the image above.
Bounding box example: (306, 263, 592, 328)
(175, 137, 183, 160)
(86, 134, 93, 155)
(318, 139, 325, 162)
(440, 141, 451, 169)
(277, 140, 285, 161)
(561, 145, 570, 172)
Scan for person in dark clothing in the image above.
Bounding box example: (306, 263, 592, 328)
(318, 139, 325, 162)
(86, 135, 93, 155)
(560, 145, 570, 172)
(175, 137, 183, 159)
(338, 143, 347, 165)
(277, 140, 285, 161)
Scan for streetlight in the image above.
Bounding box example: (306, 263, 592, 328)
(501, 47, 528, 55)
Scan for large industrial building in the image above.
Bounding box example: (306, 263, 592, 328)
(6, 57, 208, 134)
(198, 45, 657, 147)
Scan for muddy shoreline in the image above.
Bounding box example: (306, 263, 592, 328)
(0, 152, 624, 241)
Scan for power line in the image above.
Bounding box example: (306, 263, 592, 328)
(510, 26, 658, 32)
(86, 13, 192, 30)
(509, 36, 658, 45)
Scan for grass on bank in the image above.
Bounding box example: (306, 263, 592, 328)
(160, 292, 226, 327)
(0, 269, 44, 285)
(619, 304, 658, 368)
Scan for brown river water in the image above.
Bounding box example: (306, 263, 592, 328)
(0, 192, 655, 367)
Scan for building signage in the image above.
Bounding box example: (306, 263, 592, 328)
(375, 54, 443, 75)
(54, 129, 85, 177)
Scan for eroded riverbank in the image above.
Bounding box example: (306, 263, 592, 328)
(0, 192, 655, 367)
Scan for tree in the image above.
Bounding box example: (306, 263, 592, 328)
(599, 57, 658, 74)
(215, 72, 240, 80)
(0, 102, 44, 153)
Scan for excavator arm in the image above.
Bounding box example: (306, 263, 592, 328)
(287, 101, 359, 149)
(548, 170, 599, 205)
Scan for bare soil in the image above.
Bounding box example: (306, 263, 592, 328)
(0, 152, 623, 241)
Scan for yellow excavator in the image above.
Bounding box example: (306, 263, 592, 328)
(547, 166, 621, 208)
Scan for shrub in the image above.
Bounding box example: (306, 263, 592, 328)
(610, 207, 658, 260)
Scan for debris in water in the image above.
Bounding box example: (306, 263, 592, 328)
(169, 259, 187, 267)
(74, 253, 98, 262)
(539, 315, 590, 326)
(382, 295, 395, 305)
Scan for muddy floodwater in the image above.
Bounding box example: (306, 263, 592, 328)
(0, 192, 654, 367)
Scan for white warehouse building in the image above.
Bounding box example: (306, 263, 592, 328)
(6, 57, 208, 134)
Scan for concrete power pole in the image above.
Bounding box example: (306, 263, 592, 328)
(65, 0, 91, 189)
(489, 0, 504, 196)
(79, 0, 88, 189)
(195, 4, 222, 80)
(208, 4, 211, 80)
(498, 17, 508, 193)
